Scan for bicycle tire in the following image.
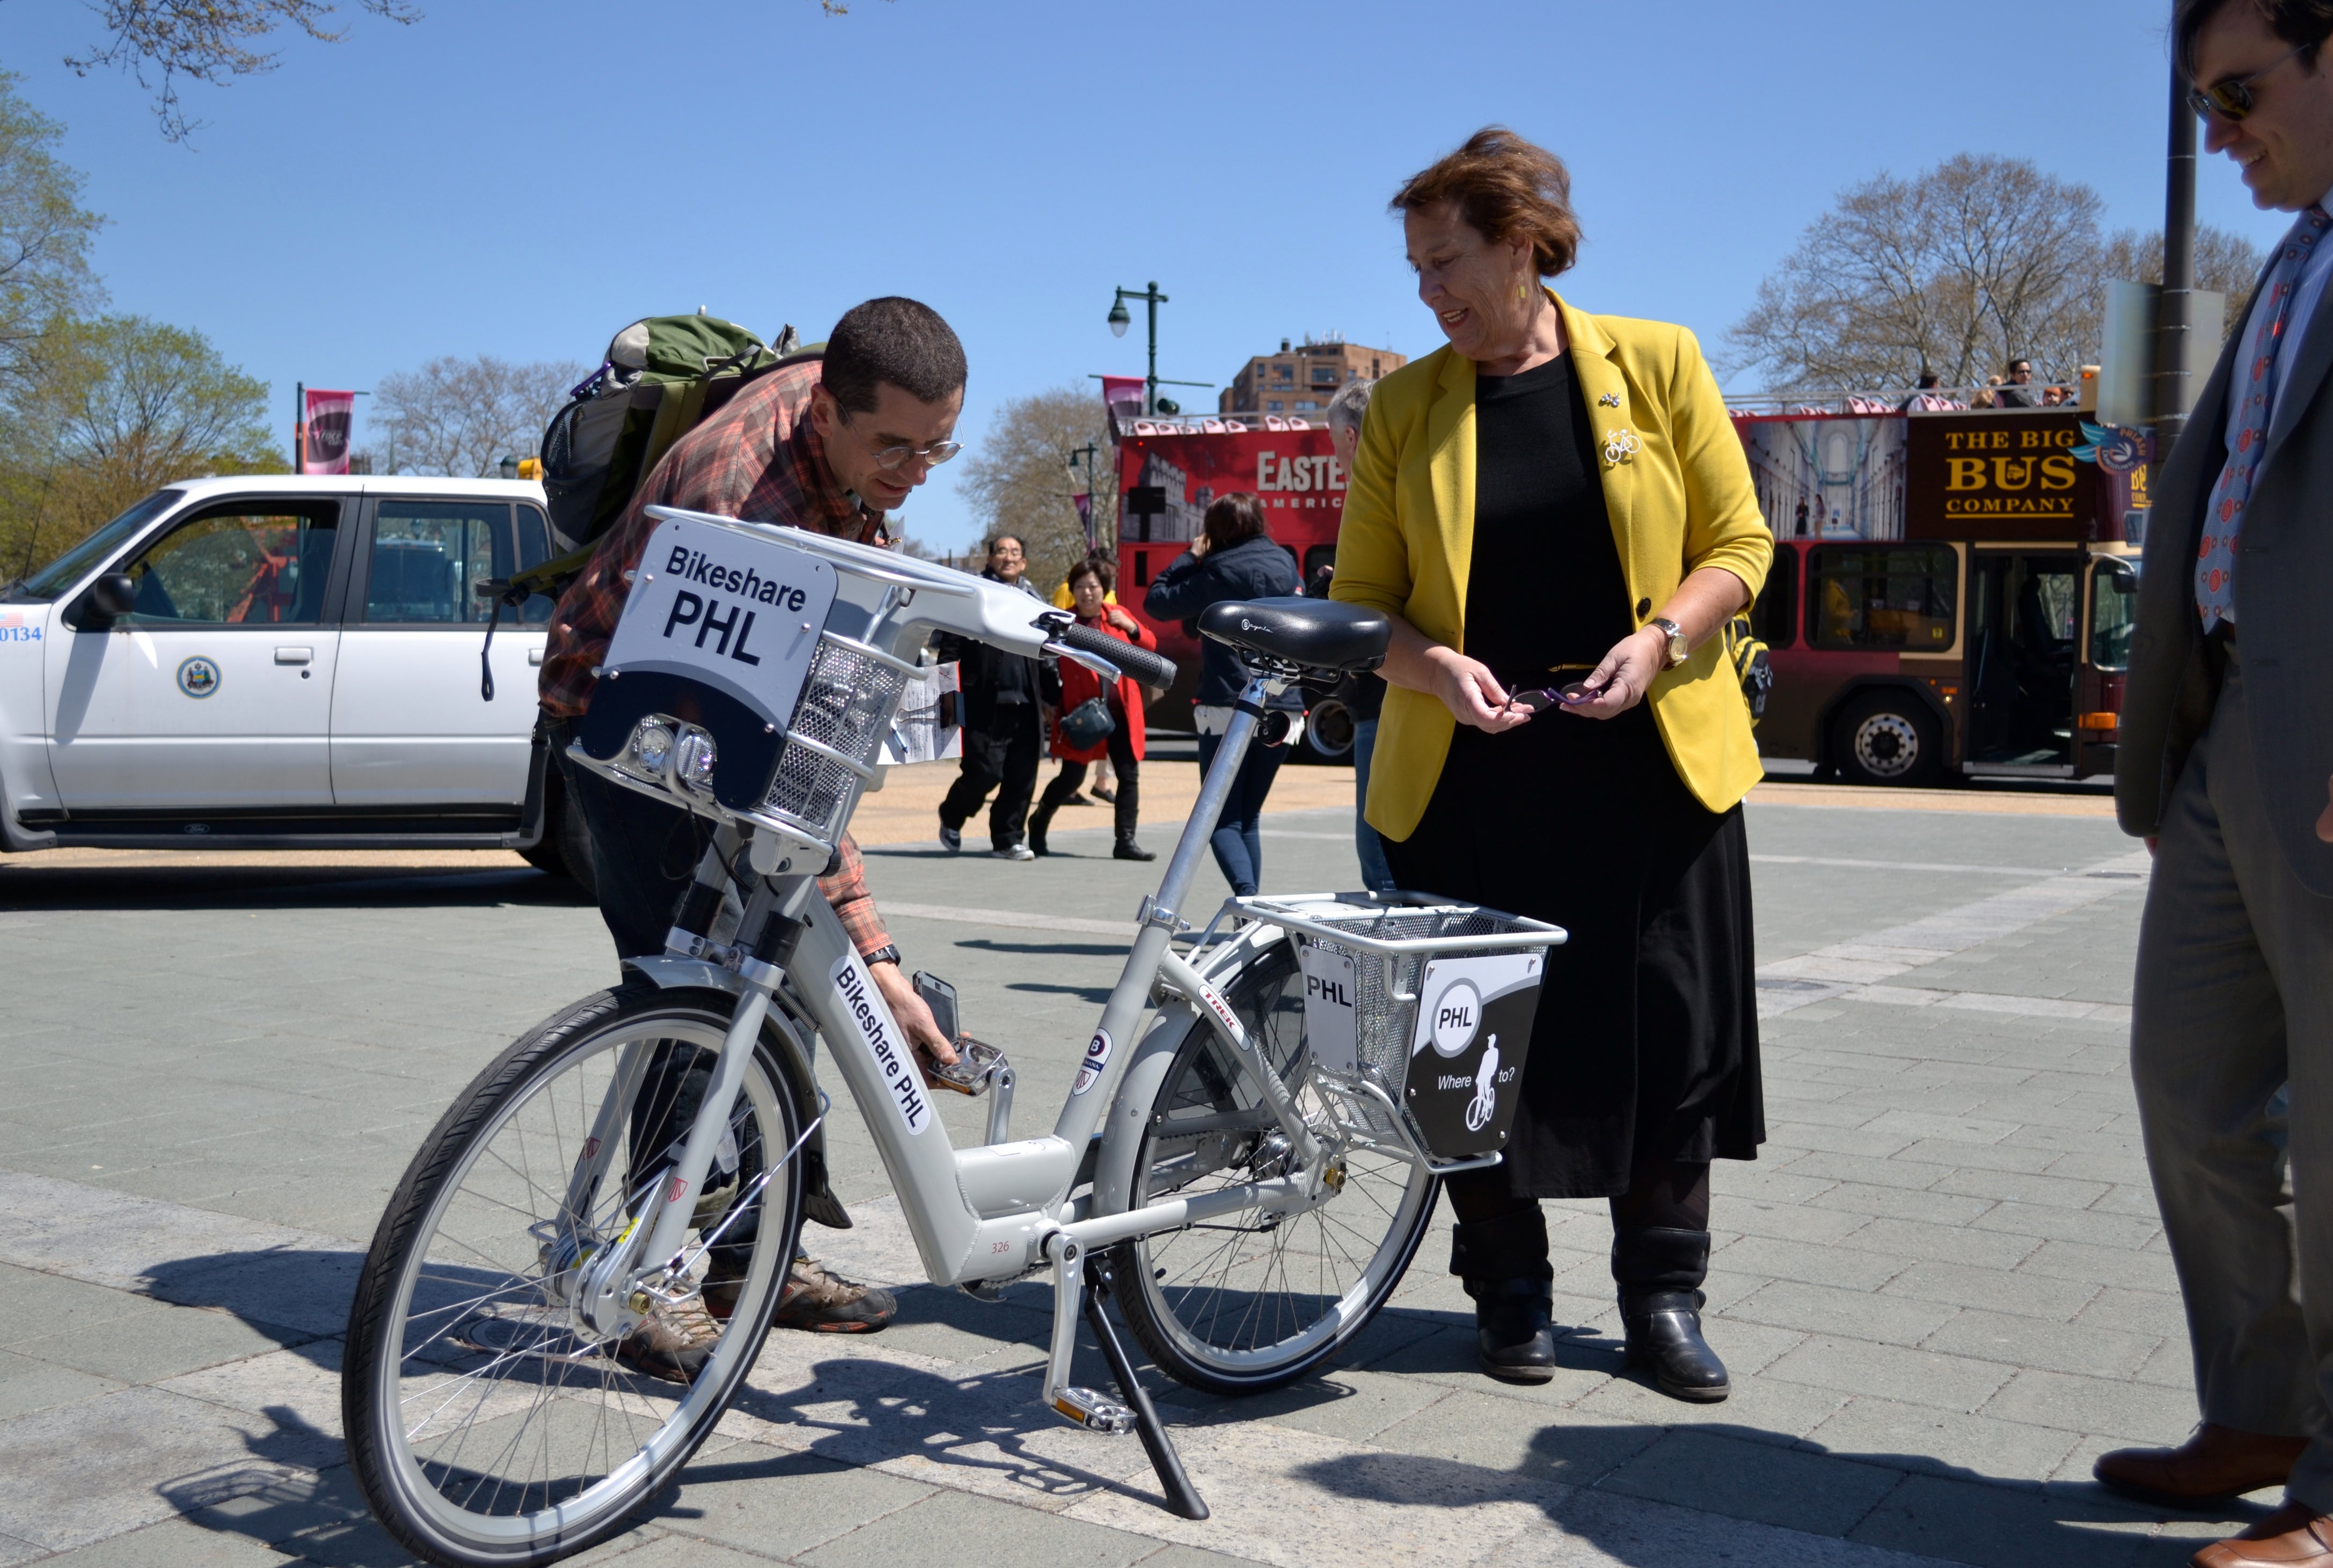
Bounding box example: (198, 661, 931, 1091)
(1111, 938, 1438, 1396)
(343, 983, 806, 1567)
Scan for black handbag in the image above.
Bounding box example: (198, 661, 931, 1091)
(1059, 695, 1115, 749)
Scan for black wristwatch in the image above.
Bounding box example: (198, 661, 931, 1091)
(864, 944, 902, 968)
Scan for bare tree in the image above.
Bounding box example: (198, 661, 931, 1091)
(1727, 154, 2109, 391)
(61, 0, 422, 142)
(955, 385, 1118, 597)
(2094, 225, 2267, 346)
(0, 75, 105, 385)
(372, 354, 584, 478)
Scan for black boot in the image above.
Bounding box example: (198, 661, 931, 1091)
(1113, 832, 1155, 861)
(1028, 800, 1057, 857)
(1613, 1226, 1729, 1402)
(1452, 1205, 1555, 1383)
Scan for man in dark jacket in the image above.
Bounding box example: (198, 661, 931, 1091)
(938, 533, 1047, 859)
(1144, 493, 1301, 895)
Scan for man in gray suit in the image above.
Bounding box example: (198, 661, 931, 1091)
(2095, 4, 2333, 1564)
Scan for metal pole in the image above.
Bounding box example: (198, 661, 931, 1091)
(2155, 60, 2199, 474)
(1145, 281, 1160, 415)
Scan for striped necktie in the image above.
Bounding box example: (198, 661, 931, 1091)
(2197, 203, 2332, 632)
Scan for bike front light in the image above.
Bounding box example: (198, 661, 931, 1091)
(674, 730, 717, 794)
(626, 719, 677, 778)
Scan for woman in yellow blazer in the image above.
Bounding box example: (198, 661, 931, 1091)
(1331, 128, 1772, 1401)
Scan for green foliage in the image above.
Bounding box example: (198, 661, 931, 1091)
(0, 316, 284, 584)
(0, 72, 105, 385)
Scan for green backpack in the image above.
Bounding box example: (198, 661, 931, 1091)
(478, 313, 820, 699)
(510, 313, 821, 601)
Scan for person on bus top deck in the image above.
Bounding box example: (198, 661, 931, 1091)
(537, 297, 965, 1364)
(1331, 127, 1769, 1401)
(1995, 358, 2037, 408)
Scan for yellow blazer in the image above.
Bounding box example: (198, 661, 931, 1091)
(1329, 292, 1772, 839)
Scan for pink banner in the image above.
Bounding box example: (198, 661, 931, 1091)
(302, 388, 355, 474)
(1100, 376, 1145, 421)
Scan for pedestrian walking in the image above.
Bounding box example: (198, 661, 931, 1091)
(937, 534, 1046, 860)
(2098, 6, 2333, 1564)
(1143, 493, 1303, 896)
(1330, 127, 1771, 1400)
(1322, 376, 1397, 893)
(1029, 559, 1155, 861)
(1050, 559, 1123, 807)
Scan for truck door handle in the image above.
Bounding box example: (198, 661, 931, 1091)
(528, 648, 544, 666)
(275, 647, 313, 665)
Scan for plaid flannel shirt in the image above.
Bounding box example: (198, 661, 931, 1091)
(540, 361, 895, 958)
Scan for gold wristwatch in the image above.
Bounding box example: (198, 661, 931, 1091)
(1649, 617, 1688, 670)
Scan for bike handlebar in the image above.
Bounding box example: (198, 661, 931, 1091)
(1055, 621, 1180, 690)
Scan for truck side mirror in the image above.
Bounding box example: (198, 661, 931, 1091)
(78, 572, 136, 628)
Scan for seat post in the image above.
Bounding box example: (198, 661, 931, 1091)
(1146, 673, 1275, 927)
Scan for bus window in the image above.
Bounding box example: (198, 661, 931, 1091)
(1749, 548, 1797, 649)
(1805, 546, 1957, 651)
(1303, 543, 1337, 584)
(2088, 558, 2138, 670)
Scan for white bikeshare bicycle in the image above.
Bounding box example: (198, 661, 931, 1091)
(341, 510, 1563, 1566)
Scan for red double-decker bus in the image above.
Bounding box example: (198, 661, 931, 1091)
(1113, 413, 1353, 750)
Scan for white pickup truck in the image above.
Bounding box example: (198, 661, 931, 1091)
(0, 474, 593, 882)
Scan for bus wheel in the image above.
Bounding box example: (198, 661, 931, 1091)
(1301, 697, 1356, 762)
(1833, 692, 1941, 788)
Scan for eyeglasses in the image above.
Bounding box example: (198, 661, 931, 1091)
(2189, 41, 2308, 121)
(842, 413, 961, 471)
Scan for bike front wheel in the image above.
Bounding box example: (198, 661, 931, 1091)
(342, 983, 806, 1568)
(1112, 935, 1438, 1395)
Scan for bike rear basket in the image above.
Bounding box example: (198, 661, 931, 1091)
(1228, 892, 1565, 1163)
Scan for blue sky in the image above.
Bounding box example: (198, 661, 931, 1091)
(0, 1, 2290, 554)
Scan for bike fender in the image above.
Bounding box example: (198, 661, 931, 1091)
(1089, 999, 1201, 1220)
(620, 958, 849, 1228)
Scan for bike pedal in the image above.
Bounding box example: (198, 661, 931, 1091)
(1049, 1386, 1136, 1434)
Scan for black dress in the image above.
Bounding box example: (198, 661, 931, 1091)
(1379, 353, 1763, 1199)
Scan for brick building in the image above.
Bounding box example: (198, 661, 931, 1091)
(1220, 336, 1406, 417)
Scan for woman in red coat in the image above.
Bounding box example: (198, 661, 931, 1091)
(1029, 558, 1155, 861)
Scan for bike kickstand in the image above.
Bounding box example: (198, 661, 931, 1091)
(1083, 1257, 1209, 1521)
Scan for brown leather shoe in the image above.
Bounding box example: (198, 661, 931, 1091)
(2095, 1425, 2308, 1507)
(2193, 1504, 2333, 1566)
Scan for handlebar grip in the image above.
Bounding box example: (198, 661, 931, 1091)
(1057, 621, 1179, 689)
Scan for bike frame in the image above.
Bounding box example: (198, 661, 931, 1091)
(563, 512, 1386, 1431)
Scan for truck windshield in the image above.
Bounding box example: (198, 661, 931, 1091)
(5, 490, 184, 602)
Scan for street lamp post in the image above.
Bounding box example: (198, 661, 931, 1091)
(1106, 282, 1211, 416)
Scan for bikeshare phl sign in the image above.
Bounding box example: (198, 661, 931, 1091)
(603, 516, 837, 728)
(1405, 952, 1544, 1157)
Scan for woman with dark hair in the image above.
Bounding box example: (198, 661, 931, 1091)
(1331, 126, 1773, 1401)
(1029, 558, 1154, 861)
(1144, 492, 1303, 895)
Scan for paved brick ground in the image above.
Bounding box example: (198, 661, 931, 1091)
(0, 773, 2265, 1567)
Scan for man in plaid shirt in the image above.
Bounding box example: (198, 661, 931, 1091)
(542, 297, 967, 1362)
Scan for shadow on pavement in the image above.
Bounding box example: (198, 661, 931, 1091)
(0, 863, 593, 913)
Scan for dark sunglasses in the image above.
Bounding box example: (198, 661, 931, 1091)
(2189, 41, 2307, 121)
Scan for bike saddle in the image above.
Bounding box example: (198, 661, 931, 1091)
(1196, 597, 1389, 673)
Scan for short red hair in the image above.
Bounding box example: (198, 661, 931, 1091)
(1391, 126, 1581, 279)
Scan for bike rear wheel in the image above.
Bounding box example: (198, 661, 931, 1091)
(1113, 936, 1438, 1395)
(343, 984, 805, 1567)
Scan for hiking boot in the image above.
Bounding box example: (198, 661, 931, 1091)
(611, 1298, 722, 1384)
(773, 1257, 896, 1333)
(939, 825, 962, 854)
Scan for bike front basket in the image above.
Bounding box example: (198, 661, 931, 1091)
(1229, 893, 1565, 1163)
